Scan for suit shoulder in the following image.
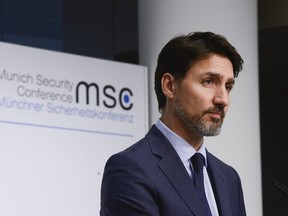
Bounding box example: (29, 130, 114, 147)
(108, 125, 167, 161)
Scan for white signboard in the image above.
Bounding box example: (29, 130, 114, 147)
(0, 42, 148, 216)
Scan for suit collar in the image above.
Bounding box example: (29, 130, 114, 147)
(146, 125, 206, 216)
(147, 126, 235, 215)
(206, 151, 233, 216)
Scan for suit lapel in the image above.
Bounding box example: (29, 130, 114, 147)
(207, 152, 233, 216)
(146, 126, 206, 216)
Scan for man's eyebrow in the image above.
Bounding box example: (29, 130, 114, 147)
(227, 78, 235, 84)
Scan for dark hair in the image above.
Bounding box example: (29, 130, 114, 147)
(154, 31, 244, 112)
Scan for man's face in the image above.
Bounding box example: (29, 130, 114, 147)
(173, 54, 235, 137)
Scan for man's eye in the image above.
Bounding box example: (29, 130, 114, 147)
(203, 79, 213, 85)
(226, 84, 234, 92)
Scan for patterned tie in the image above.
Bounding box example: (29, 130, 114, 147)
(191, 153, 212, 216)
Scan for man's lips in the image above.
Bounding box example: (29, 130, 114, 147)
(207, 111, 223, 119)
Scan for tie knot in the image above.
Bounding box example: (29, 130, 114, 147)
(191, 153, 205, 172)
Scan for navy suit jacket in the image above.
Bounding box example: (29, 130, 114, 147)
(100, 125, 246, 216)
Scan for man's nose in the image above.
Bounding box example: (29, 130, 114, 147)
(213, 87, 229, 107)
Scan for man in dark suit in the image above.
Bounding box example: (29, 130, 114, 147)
(100, 31, 246, 216)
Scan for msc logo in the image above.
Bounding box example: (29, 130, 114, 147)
(75, 81, 133, 110)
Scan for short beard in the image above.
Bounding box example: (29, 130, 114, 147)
(175, 103, 223, 136)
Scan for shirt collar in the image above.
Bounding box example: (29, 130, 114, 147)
(155, 119, 208, 167)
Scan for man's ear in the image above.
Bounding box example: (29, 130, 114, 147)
(161, 73, 175, 99)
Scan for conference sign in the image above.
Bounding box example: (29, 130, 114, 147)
(0, 42, 148, 216)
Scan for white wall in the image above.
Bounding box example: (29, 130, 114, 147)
(138, 1, 262, 215)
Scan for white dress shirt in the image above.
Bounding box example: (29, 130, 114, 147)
(156, 119, 219, 216)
